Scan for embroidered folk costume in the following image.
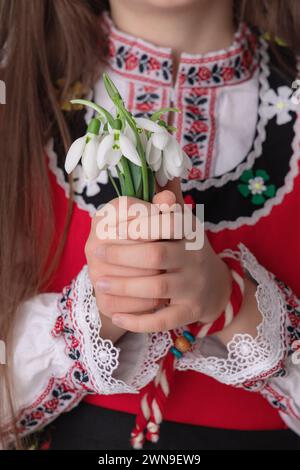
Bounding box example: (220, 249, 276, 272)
(9, 14, 300, 448)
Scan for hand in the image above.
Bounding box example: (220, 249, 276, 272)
(93, 182, 232, 333)
(85, 196, 165, 341)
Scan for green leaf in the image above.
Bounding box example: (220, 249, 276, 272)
(118, 172, 127, 196)
(151, 108, 180, 122)
(70, 99, 115, 127)
(240, 169, 254, 183)
(256, 169, 270, 181)
(103, 73, 122, 102)
(251, 194, 265, 205)
(237, 184, 250, 197)
(107, 170, 121, 197)
(265, 184, 276, 198)
(135, 179, 143, 200)
(128, 161, 142, 196)
(148, 168, 156, 202)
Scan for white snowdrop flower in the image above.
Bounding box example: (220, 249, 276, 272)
(136, 117, 192, 186)
(65, 118, 101, 180)
(96, 124, 141, 170)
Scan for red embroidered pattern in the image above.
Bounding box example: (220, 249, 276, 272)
(128, 82, 165, 118)
(106, 15, 259, 89)
(176, 87, 217, 179)
(243, 280, 300, 419)
(16, 377, 84, 436)
(15, 282, 95, 437)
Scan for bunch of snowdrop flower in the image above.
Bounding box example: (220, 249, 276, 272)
(65, 73, 191, 201)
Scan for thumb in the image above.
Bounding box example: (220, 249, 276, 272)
(154, 177, 184, 207)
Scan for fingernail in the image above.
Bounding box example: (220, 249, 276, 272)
(95, 246, 106, 259)
(112, 315, 124, 327)
(96, 279, 110, 292)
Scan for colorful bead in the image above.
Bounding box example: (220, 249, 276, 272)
(175, 336, 191, 353)
(183, 331, 196, 343)
(170, 346, 183, 359)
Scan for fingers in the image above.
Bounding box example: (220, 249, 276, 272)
(96, 240, 185, 270)
(111, 304, 191, 333)
(95, 272, 186, 299)
(94, 195, 158, 228)
(98, 294, 165, 316)
(92, 195, 184, 243)
(152, 190, 176, 207)
(116, 209, 184, 241)
(155, 178, 184, 206)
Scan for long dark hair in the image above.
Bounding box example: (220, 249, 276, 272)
(0, 0, 299, 449)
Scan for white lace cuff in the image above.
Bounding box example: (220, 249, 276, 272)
(175, 244, 287, 387)
(259, 280, 300, 435)
(10, 266, 172, 439)
(53, 265, 172, 395)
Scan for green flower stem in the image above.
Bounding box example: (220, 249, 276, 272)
(120, 156, 135, 197)
(103, 74, 149, 201)
(103, 73, 122, 102)
(87, 118, 100, 135)
(107, 169, 121, 197)
(150, 107, 180, 121)
(70, 99, 115, 127)
(139, 144, 149, 201)
(117, 105, 149, 201)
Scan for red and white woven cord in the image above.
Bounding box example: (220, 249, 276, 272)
(130, 253, 245, 449)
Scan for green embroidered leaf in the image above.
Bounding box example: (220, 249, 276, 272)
(265, 184, 276, 198)
(256, 169, 270, 181)
(238, 184, 250, 197)
(240, 169, 254, 183)
(251, 194, 265, 205)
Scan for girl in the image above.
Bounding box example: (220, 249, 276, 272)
(1, 0, 300, 450)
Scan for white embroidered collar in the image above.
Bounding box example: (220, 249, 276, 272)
(104, 12, 259, 89)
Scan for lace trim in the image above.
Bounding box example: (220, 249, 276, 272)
(176, 244, 287, 386)
(129, 331, 172, 390)
(73, 266, 172, 394)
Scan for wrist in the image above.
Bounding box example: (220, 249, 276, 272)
(99, 311, 127, 343)
(201, 255, 232, 324)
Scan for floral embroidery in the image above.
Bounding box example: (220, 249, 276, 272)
(179, 87, 214, 179)
(180, 42, 257, 88)
(17, 377, 83, 435)
(238, 169, 276, 205)
(106, 12, 259, 88)
(113, 44, 173, 82)
(51, 315, 64, 338)
(134, 85, 161, 117)
(275, 279, 300, 358)
(50, 284, 92, 391)
(261, 86, 298, 125)
(263, 384, 291, 414)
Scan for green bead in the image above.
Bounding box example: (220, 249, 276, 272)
(183, 331, 195, 343)
(170, 347, 183, 359)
